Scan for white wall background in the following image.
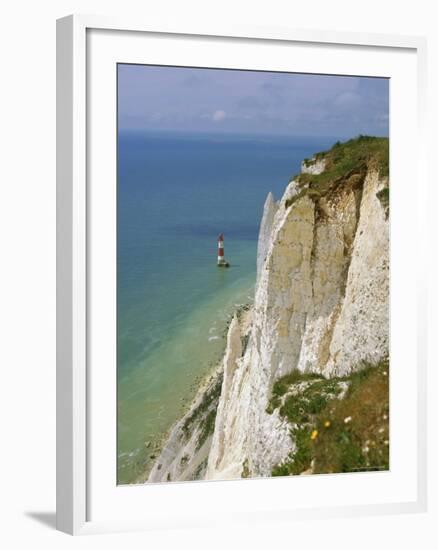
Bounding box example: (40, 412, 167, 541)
(0, 0, 436, 547)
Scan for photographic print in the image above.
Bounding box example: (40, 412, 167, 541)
(117, 64, 389, 485)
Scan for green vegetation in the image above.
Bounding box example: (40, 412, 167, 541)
(272, 369, 323, 396)
(241, 458, 250, 478)
(272, 426, 313, 476)
(270, 360, 389, 477)
(196, 408, 217, 450)
(279, 378, 343, 424)
(376, 186, 390, 218)
(266, 370, 322, 413)
(286, 136, 389, 210)
(312, 360, 389, 474)
(235, 303, 252, 321)
(193, 458, 208, 480)
(181, 372, 223, 439)
(241, 333, 250, 357)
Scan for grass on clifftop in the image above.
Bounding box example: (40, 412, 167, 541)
(270, 359, 389, 477)
(304, 135, 389, 181)
(286, 136, 389, 209)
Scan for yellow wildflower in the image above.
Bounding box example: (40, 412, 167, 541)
(324, 420, 331, 428)
(310, 430, 318, 440)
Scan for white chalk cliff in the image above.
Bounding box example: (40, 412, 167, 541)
(148, 137, 389, 482)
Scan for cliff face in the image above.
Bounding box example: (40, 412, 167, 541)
(149, 137, 389, 483)
(206, 137, 389, 479)
(147, 308, 253, 483)
(256, 192, 278, 282)
(148, 366, 223, 483)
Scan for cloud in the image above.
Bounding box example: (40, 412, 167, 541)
(212, 110, 226, 122)
(118, 65, 389, 137)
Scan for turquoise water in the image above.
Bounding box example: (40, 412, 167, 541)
(117, 132, 334, 483)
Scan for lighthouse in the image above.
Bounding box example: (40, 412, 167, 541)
(217, 234, 230, 267)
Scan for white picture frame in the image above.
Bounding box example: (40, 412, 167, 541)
(56, 14, 428, 535)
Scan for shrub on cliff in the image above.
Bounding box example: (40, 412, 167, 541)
(271, 359, 389, 476)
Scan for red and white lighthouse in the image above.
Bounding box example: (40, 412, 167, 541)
(217, 234, 229, 267)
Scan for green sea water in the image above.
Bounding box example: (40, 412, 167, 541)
(117, 131, 334, 483)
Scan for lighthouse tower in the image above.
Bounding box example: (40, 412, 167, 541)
(217, 234, 229, 267)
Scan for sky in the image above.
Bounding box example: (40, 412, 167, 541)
(118, 64, 389, 139)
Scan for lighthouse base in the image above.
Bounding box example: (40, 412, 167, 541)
(217, 260, 230, 268)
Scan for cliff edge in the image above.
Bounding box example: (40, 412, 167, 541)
(149, 136, 390, 482)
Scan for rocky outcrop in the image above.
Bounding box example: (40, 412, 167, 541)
(257, 192, 278, 282)
(301, 156, 326, 175)
(148, 308, 253, 483)
(324, 171, 389, 376)
(148, 367, 223, 483)
(206, 312, 293, 480)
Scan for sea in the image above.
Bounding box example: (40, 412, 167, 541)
(117, 131, 335, 484)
